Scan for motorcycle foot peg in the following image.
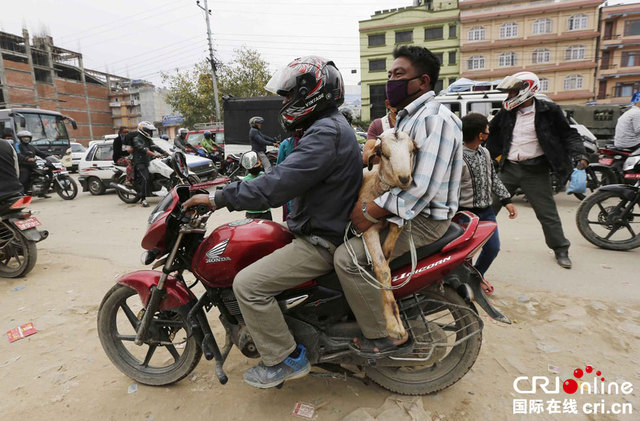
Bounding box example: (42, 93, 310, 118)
(202, 337, 214, 360)
(215, 364, 228, 385)
(367, 358, 377, 366)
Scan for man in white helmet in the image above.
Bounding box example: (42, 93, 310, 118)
(174, 128, 189, 153)
(486, 71, 588, 269)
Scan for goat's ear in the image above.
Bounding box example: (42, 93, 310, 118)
(367, 154, 375, 171)
(374, 138, 382, 156)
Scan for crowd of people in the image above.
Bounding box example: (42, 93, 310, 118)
(2, 42, 638, 391)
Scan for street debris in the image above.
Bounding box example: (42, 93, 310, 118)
(7, 322, 37, 343)
(127, 383, 138, 394)
(292, 402, 315, 419)
(12, 285, 26, 291)
(547, 364, 560, 374)
(342, 396, 432, 421)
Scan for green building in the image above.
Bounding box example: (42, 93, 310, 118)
(359, 0, 459, 121)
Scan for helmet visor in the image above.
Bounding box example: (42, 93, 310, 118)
(265, 66, 301, 97)
(497, 75, 526, 92)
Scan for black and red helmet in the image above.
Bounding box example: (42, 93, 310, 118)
(265, 56, 344, 131)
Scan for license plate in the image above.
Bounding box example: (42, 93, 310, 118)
(14, 217, 41, 230)
(599, 158, 614, 165)
(624, 173, 640, 179)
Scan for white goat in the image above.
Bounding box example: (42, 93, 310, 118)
(358, 129, 417, 340)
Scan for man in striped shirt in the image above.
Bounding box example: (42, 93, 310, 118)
(334, 45, 463, 357)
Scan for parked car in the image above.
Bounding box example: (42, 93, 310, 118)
(78, 139, 216, 195)
(61, 142, 86, 172)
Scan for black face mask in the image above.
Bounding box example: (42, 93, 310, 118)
(249, 167, 262, 176)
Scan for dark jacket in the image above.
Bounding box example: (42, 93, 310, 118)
(14, 142, 49, 167)
(215, 108, 362, 246)
(132, 134, 164, 166)
(112, 134, 130, 163)
(486, 98, 587, 181)
(173, 135, 188, 152)
(0, 140, 23, 200)
(249, 128, 276, 153)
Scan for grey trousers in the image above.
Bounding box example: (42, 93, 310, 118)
(333, 214, 451, 339)
(495, 161, 570, 252)
(256, 151, 272, 172)
(233, 237, 335, 366)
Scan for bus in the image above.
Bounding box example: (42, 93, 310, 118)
(0, 108, 77, 156)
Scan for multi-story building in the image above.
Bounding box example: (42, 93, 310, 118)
(459, 0, 602, 105)
(110, 80, 175, 131)
(359, 0, 460, 121)
(0, 29, 130, 143)
(597, 1, 640, 104)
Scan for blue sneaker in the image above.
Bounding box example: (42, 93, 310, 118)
(243, 344, 311, 389)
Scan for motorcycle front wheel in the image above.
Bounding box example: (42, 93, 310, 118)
(97, 284, 202, 386)
(576, 190, 640, 250)
(54, 176, 78, 200)
(364, 286, 482, 395)
(0, 222, 37, 278)
(116, 175, 140, 204)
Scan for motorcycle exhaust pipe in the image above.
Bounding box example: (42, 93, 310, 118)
(39, 230, 49, 242)
(109, 182, 137, 196)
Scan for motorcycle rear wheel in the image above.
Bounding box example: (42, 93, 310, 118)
(364, 287, 482, 395)
(116, 175, 140, 204)
(97, 284, 202, 386)
(576, 190, 640, 250)
(54, 177, 78, 200)
(0, 223, 37, 278)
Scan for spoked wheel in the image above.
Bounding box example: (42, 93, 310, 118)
(576, 190, 640, 250)
(88, 177, 106, 195)
(365, 286, 482, 395)
(54, 177, 78, 200)
(97, 284, 202, 385)
(115, 175, 140, 204)
(0, 222, 37, 278)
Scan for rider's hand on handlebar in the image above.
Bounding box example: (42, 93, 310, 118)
(182, 194, 215, 212)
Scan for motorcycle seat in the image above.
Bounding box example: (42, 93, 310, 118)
(315, 223, 465, 291)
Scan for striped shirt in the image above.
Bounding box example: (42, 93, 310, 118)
(374, 91, 463, 225)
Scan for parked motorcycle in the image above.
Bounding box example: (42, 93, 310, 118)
(576, 155, 640, 250)
(110, 152, 200, 204)
(26, 156, 78, 200)
(0, 195, 49, 278)
(97, 169, 510, 394)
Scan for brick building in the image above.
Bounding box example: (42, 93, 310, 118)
(0, 29, 130, 144)
(597, 1, 640, 104)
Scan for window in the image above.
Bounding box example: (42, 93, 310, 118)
(532, 18, 553, 35)
(395, 30, 413, 43)
(469, 101, 504, 117)
(622, 51, 640, 67)
(565, 45, 585, 61)
(568, 14, 587, 31)
(425, 26, 444, 40)
(368, 34, 385, 47)
(614, 81, 640, 97)
(369, 59, 386, 72)
(499, 22, 518, 39)
(604, 21, 614, 40)
(435, 52, 444, 65)
(625, 19, 640, 36)
(449, 77, 457, 85)
(563, 74, 584, 90)
(467, 56, 485, 70)
(369, 84, 386, 120)
(94, 145, 113, 161)
(468, 26, 486, 41)
(449, 24, 457, 39)
(499, 52, 517, 67)
(539, 78, 550, 92)
(449, 51, 456, 65)
(71, 143, 85, 153)
(532, 48, 551, 64)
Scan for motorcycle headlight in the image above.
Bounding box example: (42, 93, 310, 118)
(623, 156, 640, 172)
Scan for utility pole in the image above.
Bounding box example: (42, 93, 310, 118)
(196, 0, 221, 122)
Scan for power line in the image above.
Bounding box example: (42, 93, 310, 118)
(106, 35, 204, 66)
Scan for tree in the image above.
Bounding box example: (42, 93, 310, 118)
(162, 47, 271, 126)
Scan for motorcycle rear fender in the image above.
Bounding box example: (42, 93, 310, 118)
(7, 216, 48, 242)
(117, 270, 195, 310)
(598, 184, 639, 201)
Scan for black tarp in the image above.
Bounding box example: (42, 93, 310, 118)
(223, 96, 287, 144)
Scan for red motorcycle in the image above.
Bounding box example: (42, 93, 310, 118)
(97, 177, 510, 395)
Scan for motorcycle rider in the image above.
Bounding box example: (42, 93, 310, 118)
(174, 128, 189, 153)
(249, 116, 278, 172)
(0, 128, 23, 200)
(113, 126, 133, 186)
(184, 56, 362, 389)
(14, 130, 51, 197)
(132, 121, 166, 208)
(201, 130, 223, 167)
(613, 90, 640, 149)
(333, 45, 463, 357)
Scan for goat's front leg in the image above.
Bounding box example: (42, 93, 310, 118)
(382, 223, 404, 263)
(363, 224, 406, 340)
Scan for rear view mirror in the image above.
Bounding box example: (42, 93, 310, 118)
(172, 151, 190, 180)
(64, 116, 78, 130)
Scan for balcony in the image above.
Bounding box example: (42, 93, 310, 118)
(109, 101, 120, 107)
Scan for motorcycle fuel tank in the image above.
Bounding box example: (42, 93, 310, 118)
(191, 219, 294, 287)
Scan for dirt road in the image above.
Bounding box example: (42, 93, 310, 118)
(1, 188, 638, 421)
